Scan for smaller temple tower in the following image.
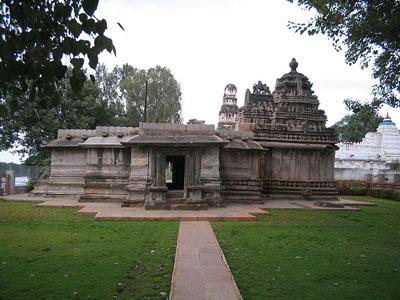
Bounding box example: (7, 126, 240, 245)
(217, 84, 239, 130)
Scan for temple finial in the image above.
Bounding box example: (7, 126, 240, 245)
(289, 58, 298, 72)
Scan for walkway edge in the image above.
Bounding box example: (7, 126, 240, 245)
(169, 221, 242, 300)
(208, 222, 243, 300)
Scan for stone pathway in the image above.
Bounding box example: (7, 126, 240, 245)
(1, 194, 371, 221)
(170, 221, 242, 300)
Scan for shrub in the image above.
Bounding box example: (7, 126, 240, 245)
(337, 184, 350, 195)
(393, 190, 400, 201)
(337, 180, 400, 200)
(368, 188, 380, 198)
(27, 180, 35, 192)
(350, 185, 367, 196)
(367, 188, 399, 201)
(381, 189, 394, 199)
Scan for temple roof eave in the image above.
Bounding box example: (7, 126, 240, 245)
(78, 136, 132, 148)
(259, 141, 337, 150)
(123, 135, 228, 146)
(44, 138, 84, 148)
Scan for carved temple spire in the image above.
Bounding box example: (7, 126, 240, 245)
(289, 58, 298, 72)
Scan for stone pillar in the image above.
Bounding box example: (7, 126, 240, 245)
(200, 147, 221, 185)
(5, 170, 15, 195)
(125, 146, 152, 205)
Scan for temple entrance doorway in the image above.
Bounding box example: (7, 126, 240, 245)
(166, 155, 185, 190)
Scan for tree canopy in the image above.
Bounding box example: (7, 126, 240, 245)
(0, 0, 116, 103)
(0, 64, 183, 165)
(332, 99, 383, 143)
(289, 0, 400, 107)
(120, 64, 182, 126)
(101, 64, 182, 126)
(187, 119, 205, 124)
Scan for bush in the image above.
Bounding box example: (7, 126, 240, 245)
(367, 188, 400, 201)
(350, 185, 367, 196)
(336, 180, 400, 201)
(368, 188, 380, 198)
(27, 180, 35, 192)
(393, 190, 400, 201)
(337, 184, 350, 195)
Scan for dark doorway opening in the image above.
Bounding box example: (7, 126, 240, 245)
(166, 155, 185, 190)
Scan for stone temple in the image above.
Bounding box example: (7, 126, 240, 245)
(32, 59, 338, 209)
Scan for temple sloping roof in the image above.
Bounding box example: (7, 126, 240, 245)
(123, 123, 227, 146)
(124, 135, 226, 146)
(45, 138, 84, 148)
(79, 136, 133, 148)
(259, 141, 336, 150)
(224, 139, 264, 150)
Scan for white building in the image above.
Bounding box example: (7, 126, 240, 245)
(335, 114, 400, 182)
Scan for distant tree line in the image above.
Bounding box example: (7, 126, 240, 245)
(0, 162, 28, 177)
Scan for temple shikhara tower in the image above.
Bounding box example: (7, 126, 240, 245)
(234, 58, 338, 200)
(217, 84, 239, 130)
(32, 59, 339, 209)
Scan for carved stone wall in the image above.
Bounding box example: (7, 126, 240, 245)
(235, 59, 338, 200)
(80, 147, 131, 203)
(220, 148, 264, 203)
(30, 129, 96, 199)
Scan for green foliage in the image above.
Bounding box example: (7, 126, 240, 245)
(332, 99, 383, 142)
(349, 185, 367, 196)
(26, 179, 34, 192)
(394, 190, 400, 201)
(187, 119, 205, 124)
(337, 180, 400, 201)
(0, 0, 116, 102)
(0, 202, 178, 300)
(212, 197, 400, 299)
(0, 69, 123, 165)
(97, 64, 182, 126)
(123, 65, 182, 126)
(1, 64, 183, 165)
(367, 188, 400, 201)
(391, 160, 400, 171)
(288, 0, 400, 107)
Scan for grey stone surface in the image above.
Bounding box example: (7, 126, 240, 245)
(170, 222, 242, 300)
(32, 59, 338, 209)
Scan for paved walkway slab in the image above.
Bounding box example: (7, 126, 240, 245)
(170, 221, 242, 300)
(1, 194, 370, 221)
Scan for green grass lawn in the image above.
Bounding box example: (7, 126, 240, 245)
(212, 197, 400, 300)
(0, 201, 179, 300)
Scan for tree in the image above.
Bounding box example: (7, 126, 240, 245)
(0, 69, 125, 165)
(187, 119, 205, 124)
(0, 0, 116, 103)
(288, 0, 400, 107)
(101, 64, 182, 126)
(332, 99, 383, 142)
(1, 64, 183, 164)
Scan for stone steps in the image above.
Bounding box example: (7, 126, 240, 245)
(167, 189, 209, 210)
(170, 203, 208, 210)
(168, 198, 186, 204)
(79, 194, 126, 203)
(167, 190, 186, 205)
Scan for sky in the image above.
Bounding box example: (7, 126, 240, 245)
(1, 0, 399, 163)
